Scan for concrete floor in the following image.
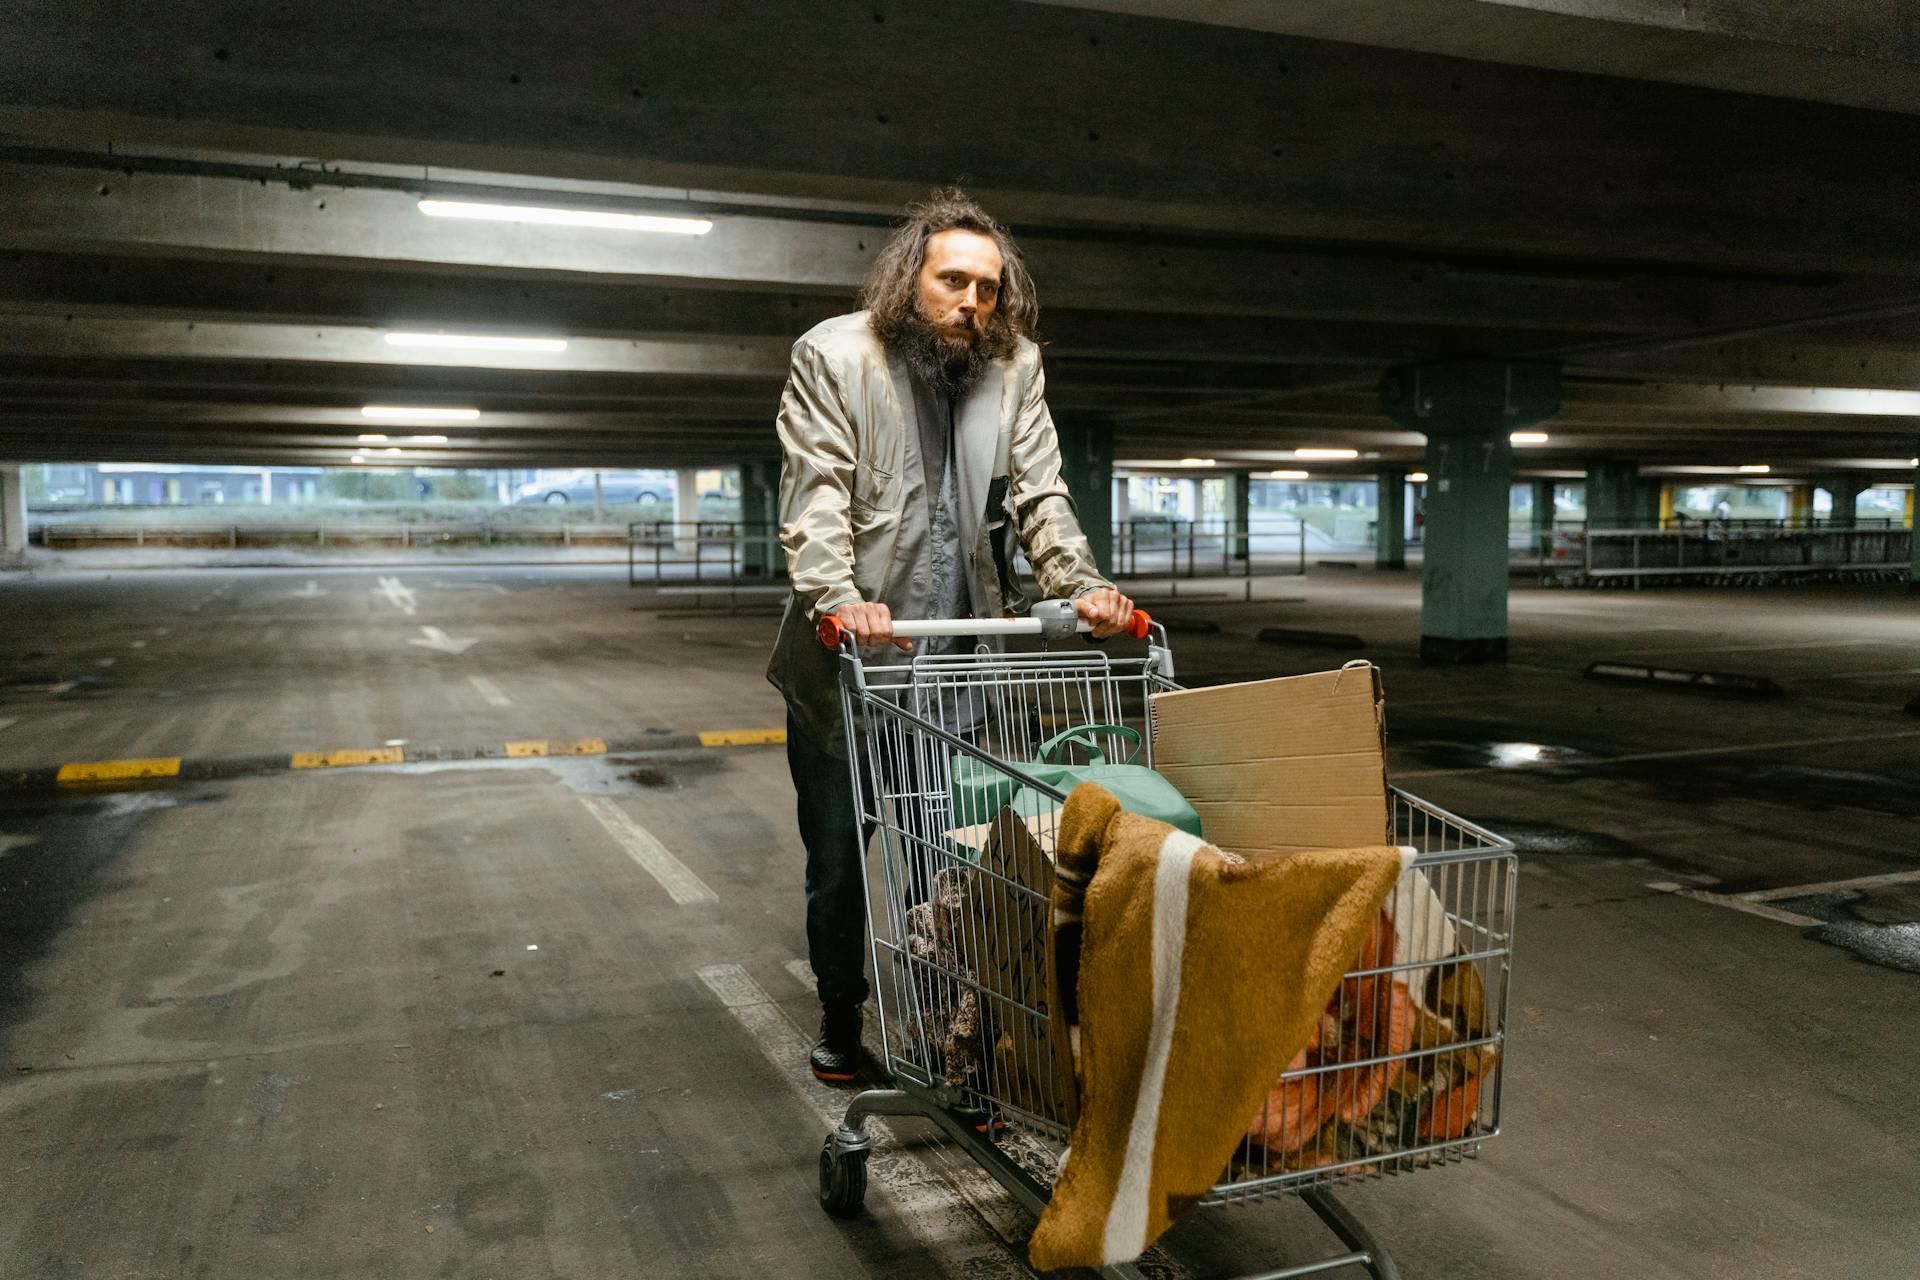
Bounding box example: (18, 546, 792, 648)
(2, 565, 1917, 1279)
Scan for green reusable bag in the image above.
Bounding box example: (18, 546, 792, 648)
(949, 724, 1203, 837)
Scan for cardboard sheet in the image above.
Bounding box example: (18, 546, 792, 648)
(1148, 661, 1390, 858)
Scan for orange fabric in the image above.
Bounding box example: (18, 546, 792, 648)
(1246, 909, 1497, 1172)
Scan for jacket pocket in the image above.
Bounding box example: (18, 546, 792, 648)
(852, 458, 894, 509)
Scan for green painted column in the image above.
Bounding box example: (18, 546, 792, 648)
(1375, 467, 1407, 569)
(1229, 470, 1251, 560)
(1909, 452, 1919, 592)
(1823, 474, 1868, 528)
(1054, 417, 1116, 576)
(738, 459, 783, 576)
(1384, 360, 1561, 663)
(1633, 478, 1664, 528)
(1584, 459, 1643, 529)
(1530, 479, 1556, 533)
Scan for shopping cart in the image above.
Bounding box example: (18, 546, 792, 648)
(814, 602, 1515, 1280)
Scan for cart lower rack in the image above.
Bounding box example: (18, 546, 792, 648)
(817, 608, 1515, 1280)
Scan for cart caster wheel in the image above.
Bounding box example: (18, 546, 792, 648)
(819, 1137, 869, 1218)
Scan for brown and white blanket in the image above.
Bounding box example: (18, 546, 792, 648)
(1029, 783, 1412, 1272)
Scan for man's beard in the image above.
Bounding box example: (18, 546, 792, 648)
(892, 309, 993, 397)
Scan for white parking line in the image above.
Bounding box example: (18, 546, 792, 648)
(579, 796, 717, 905)
(1739, 868, 1920, 902)
(768, 955, 1189, 1277)
(0, 716, 17, 735)
(467, 675, 512, 707)
(696, 964, 1037, 1279)
(1645, 883, 1821, 927)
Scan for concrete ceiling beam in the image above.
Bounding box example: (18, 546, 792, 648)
(1572, 342, 1920, 391)
(1024, 1, 1920, 117)
(7, 169, 1888, 336)
(0, 311, 792, 379)
(7, 4, 1920, 270)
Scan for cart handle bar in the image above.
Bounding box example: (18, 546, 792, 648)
(817, 607, 1152, 648)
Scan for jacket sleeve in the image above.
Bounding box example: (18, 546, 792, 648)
(776, 341, 864, 620)
(1008, 358, 1113, 600)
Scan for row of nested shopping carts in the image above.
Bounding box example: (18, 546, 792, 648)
(811, 606, 1516, 1280)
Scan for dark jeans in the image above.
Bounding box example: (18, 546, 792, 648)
(787, 707, 874, 1009)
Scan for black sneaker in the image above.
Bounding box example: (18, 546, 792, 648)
(809, 1004, 862, 1084)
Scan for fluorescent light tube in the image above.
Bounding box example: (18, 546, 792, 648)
(361, 405, 480, 421)
(417, 199, 712, 235)
(384, 332, 569, 352)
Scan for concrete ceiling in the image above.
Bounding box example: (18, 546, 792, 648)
(2, 0, 1918, 480)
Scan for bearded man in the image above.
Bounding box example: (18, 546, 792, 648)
(766, 189, 1134, 1082)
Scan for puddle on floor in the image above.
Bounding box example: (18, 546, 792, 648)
(359, 750, 728, 797)
(1808, 919, 1920, 975)
(1408, 739, 1598, 771)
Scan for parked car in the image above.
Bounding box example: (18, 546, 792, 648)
(514, 470, 673, 506)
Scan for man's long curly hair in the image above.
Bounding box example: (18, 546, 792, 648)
(860, 188, 1037, 360)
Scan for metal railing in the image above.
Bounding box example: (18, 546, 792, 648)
(625, 520, 786, 590)
(1534, 524, 1911, 586)
(1112, 516, 1309, 582)
(35, 520, 632, 550)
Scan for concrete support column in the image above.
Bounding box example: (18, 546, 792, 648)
(1228, 470, 1251, 561)
(1633, 478, 1664, 527)
(673, 466, 700, 551)
(1824, 474, 1869, 528)
(1584, 459, 1642, 529)
(1384, 360, 1561, 663)
(1530, 479, 1556, 533)
(738, 460, 783, 577)
(0, 464, 25, 569)
(1375, 467, 1407, 569)
(1054, 417, 1116, 577)
(1908, 453, 1918, 591)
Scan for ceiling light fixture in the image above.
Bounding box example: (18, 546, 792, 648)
(384, 332, 569, 352)
(1736, 464, 1771, 474)
(357, 433, 389, 442)
(407, 434, 450, 444)
(1407, 471, 1429, 483)
(1293, 448, 1358, 460)
(382, 447, 403, 455)
(417, 199, 713, 235)
(1510, 432, 1550, 445)
(1257, 469, 1310, 480)
(361, 405, 481, 421)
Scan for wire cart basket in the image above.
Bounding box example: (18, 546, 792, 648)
(815, 603, 1516, 1280)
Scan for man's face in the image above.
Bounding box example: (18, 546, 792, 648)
(915, 229, 1002, 348)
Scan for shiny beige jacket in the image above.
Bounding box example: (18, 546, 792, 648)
(766, 311, 1110, 754)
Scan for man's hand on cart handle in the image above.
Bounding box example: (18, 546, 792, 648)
(1076, 587, 1137, 640)
(830, 601, 914, 651)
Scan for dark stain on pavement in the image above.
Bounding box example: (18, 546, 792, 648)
(0, 791, 200, 1065)
(625, 752, 725, 790)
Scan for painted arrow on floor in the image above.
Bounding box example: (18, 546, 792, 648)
(376, 575, 417, 615)
(407, 625, 478, 655)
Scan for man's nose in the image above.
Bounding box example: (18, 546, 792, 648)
(959, 284, 978, 311)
